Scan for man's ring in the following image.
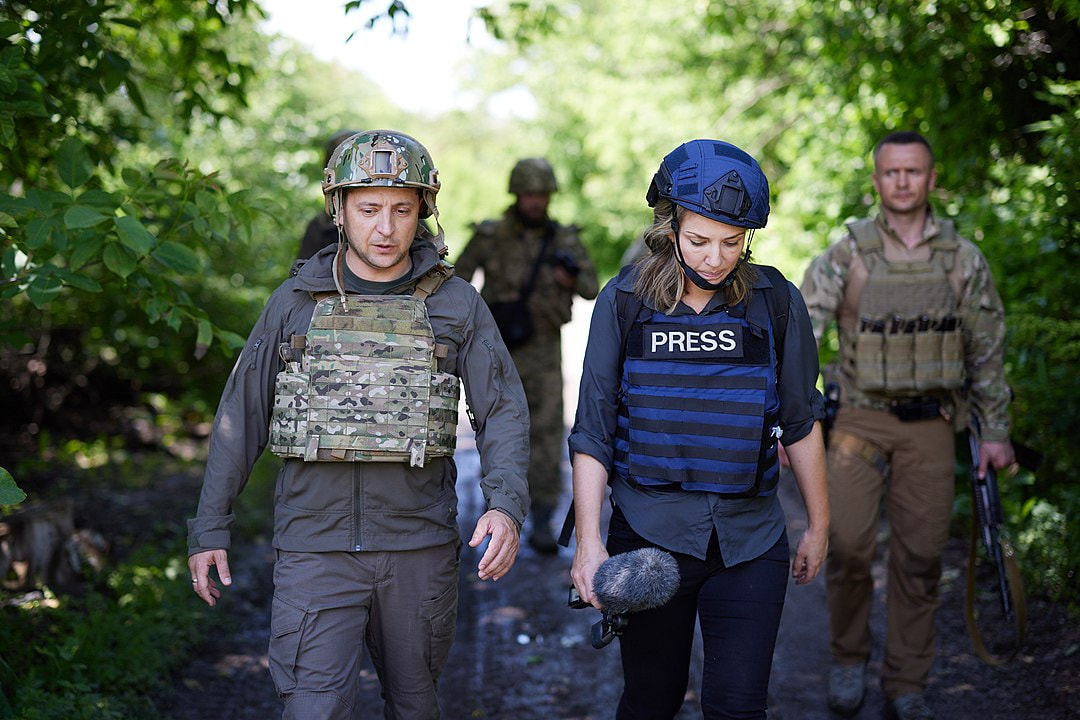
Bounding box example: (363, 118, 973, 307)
(192, 578, 199, 584)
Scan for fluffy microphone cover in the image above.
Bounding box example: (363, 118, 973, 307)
(593, 547, 680, 615)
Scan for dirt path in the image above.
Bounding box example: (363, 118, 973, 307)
(160, 298, 1078, 718)
(160, 432, 1078, 719)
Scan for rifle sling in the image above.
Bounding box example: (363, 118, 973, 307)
(964, 524, 1027, 665)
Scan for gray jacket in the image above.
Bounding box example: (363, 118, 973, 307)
(187, 236, 530, 555)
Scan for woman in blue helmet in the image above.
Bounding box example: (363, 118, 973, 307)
(569, 139, 829, 719)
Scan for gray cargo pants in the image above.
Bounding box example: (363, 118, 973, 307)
(269, 542, 461, 719)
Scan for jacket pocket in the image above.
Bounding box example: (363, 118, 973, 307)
(268, 594, 308, 695)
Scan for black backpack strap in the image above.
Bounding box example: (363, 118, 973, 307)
(754, 264, 790, 374)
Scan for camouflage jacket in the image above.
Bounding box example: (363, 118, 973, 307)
(454, 206, 599, 336)
(800, 211, 1011, 441)
(188, 236, 530, 556)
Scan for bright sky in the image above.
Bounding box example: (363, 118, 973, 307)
(258, 0, 495, 114)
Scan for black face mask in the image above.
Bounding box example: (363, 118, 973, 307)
(670, 213, 754, 292)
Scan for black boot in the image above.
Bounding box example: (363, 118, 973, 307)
(528, 504, 559, 555)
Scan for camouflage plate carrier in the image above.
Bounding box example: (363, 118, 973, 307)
(269, 272, 459, 467)
(845, 218, 965, 396)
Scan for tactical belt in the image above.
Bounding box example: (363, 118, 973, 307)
(888, 397, 942, 422)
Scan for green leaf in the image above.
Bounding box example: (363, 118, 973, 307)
(195, 189, 217, 214)
(56, 136, 95, 189)
(0, 112, 14, 148)
(165, 307, 182, 331)
(54, 267, 103, 293)
(23, 217, 53, 249)
(26, 272, 63, 307)
(103, 243, 137, 278)
(64, 204, 110, 229)
(0, 211, 14, 227)
(144, 294, 168, 322)
(69, 235, 104, 270)
(76, 189, 119, 209)
(114, 215, 154, 256)
(216, 329, 246, 351)
(152, 240, 201, 274)
(121, 167, 143, 188)
(0, 467, 26, 506)
(0, 21, 22, 39)
(25, 189, 69, 213)
(194, 318, 213, 359)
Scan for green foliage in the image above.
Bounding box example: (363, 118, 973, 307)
(0, 467, 24, 505)
(0, 545, 222, 719)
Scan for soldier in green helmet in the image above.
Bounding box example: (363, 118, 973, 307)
(800, 131, 1016, 720)
(456, 157, 599, 554)
(188, 130, 530, 720)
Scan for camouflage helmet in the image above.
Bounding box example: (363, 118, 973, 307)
(508, 157, 558, 195)
(323, 129, 360, 168)
(646, 139, 770, 229)
(323, 129, 441, 219)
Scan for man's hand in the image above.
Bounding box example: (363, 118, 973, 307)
(980, 439, 1017, 478)
(188, 549, 231, 607)
(470, 510, 520, 581)
(553, 265, 577, 290)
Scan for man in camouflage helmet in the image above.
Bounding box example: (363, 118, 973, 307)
(800, 131, 1016, 720)
(188, 130, 529, 720)
(296, 129, 359, 260)
(455, 157, 598, 554)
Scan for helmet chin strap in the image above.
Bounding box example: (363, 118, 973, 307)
(670, 214, 754, 292)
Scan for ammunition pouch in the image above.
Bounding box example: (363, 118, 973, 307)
(852, 314, 965, 394)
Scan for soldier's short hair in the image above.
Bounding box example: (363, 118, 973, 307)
(874, 131, 935, 165)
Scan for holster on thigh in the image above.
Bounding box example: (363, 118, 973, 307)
(831, 430, 890, 479)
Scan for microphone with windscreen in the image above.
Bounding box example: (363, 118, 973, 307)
(568, 547, 681, 648)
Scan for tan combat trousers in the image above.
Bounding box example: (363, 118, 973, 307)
(825, 406, 956, 699)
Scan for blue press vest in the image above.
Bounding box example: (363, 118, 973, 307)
(613, 300, 781, 496)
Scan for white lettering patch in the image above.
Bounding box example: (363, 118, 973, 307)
(644, 324, 744, 359)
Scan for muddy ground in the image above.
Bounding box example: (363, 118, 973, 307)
(156, 423, 1079, 720)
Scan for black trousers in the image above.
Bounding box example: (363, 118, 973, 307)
(607, 507, 789, 720)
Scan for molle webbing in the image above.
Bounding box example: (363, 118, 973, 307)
(269, 294, 459, 466)
(844, 219, 964, 395)
(614, 308, 782, 497)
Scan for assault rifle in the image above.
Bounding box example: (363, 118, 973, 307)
(964, 415, 1030, 665)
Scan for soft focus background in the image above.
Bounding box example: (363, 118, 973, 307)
(1, 1, 1077, 717)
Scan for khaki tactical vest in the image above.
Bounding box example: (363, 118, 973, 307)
(842, 218, 965, 397)
(269, 269, 459, 467)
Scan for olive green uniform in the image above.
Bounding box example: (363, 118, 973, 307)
(455, 207, 598, 515)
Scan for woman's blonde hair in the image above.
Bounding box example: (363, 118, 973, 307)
(632, 199, 757, 313)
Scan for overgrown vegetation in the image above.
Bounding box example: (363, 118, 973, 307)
(1, 1, 1078, 713)
(0, 543, 220, 720)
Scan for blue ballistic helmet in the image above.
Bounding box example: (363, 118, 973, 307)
(646, 139, 770, 229)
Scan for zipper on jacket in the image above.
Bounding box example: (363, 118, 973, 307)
(353, 463, 363, 551)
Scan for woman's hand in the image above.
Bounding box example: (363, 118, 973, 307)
(571, 535, 609, 609)
(792, 523, 828, 585)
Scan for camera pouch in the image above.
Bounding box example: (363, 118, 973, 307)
(489, 298, 534, 349)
